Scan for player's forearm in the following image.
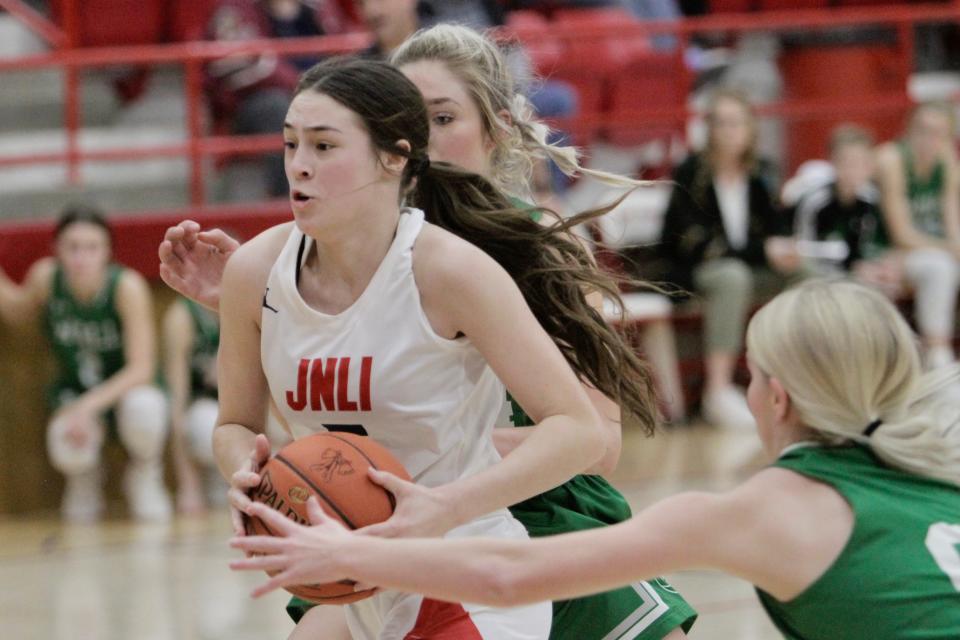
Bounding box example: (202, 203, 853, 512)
(494, 395, 621, 476)
(335, 535, 544, 606)
(338, 518, 665, 607)
(213, 423, 259, 482)
(438, 414, 604, 527)
(74, 362, 154, 415)
(942, 197, 960, 247)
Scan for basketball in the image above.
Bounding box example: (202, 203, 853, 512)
(245, 432, 411, 604)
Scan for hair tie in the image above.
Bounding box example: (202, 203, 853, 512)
(863, 419, 883, 437)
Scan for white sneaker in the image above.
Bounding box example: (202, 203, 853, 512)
(702, 386, 756, 430)
(62, 469, 105, 524)
(925, 345, 955, 371)
(124, 461, 173, 522)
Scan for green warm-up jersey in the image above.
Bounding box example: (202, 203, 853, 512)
(900, 141, 947, 239)
(43, 264, 125, 400)
(758, 443, 960, 640)
(182, 298, 220, 398)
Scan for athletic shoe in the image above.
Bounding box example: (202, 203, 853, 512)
(62, 469, 105, 524)
(124, 461, 173, 522)
(702, 386, 756, 430)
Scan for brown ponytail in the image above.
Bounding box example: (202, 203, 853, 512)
(296, 57, 660, 433)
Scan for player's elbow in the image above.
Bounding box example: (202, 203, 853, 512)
(591, 428, 623, 476)
(478, 554, 532, 608)
(578, 411, 608, 472)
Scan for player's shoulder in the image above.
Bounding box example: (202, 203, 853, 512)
(24, 257, 57, 303)
(226, 222, 295, 284)
(27, 256, 57, 285)
(116, 264, 149, 291)
(733, 466, 852, 529)
(413, 222, 507, 292)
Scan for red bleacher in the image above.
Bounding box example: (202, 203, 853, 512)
(0, 1, 958, 277)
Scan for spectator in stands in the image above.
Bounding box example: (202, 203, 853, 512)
(204, 0, 352, 197)
(788, 125, 899, 294)
(0, 204, 170, 523)
(418, 0, 505, 29)
(163, 296, 224, 514)
(660, 88, 798, 430)
(875, 101, 960, 371)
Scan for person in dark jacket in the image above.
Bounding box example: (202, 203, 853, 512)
(660, 88, 798, 429)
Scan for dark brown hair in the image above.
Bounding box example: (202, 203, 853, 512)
(54, 202, 113, 248)
(294, 57, 660, 433)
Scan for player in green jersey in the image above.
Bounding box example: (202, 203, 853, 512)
(233, 278, 960, 640)
(876, 101, 960, 371)
(163, 297, 223, 513)
(160, 24, 695, 640)
(0, 204, 170, 522)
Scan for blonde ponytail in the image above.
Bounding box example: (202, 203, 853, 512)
(746, 280, 960, 486)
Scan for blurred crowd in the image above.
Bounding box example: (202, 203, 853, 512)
(1, 0, 959, 522)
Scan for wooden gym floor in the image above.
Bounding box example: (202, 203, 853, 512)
(0, 425, 783, 640)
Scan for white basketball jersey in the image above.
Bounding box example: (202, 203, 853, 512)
(260, 208, 506, 490)
(260, 209, 552, 639)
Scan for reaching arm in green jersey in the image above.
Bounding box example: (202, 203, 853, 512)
(231, 466, 854, 605)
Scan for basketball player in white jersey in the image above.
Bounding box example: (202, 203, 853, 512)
(213, 56, 648, 638)
(162, 24, 693, 640)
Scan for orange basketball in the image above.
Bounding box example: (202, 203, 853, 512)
(245, 432, 411, 604)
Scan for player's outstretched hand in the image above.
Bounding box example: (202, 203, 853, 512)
(158, 220, 239, 311)
(229, 497, 352, 598)
(228, 434, 272, 537)
(354, 468, 459, 539)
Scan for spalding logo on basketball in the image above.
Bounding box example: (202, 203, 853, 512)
(287, 486, 311, 504)
(245, 432, 411, 605)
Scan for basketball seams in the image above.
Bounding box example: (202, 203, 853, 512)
(322, 433, 400, 510)
(274, 453, 359, 529)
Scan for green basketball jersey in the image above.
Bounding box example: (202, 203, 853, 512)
(900, 141, 946, 238)
(502, 393, 697, 638)
(44, 264, 125, 396)
(758, 443, 960, 640)
(182, 298, 219, 398)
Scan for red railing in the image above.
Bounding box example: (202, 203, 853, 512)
(0, 2, 958, 218)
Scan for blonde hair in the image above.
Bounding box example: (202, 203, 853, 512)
(746, 280, 960, 486)
(390, 24, 646, 197)
(704, 87, 759, 171)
